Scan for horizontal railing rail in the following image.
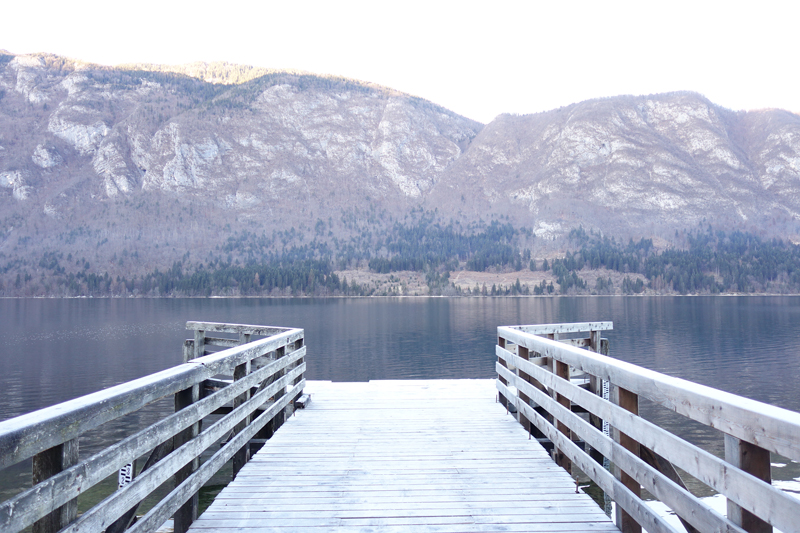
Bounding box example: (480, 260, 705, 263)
(0, 321, 305, 533)
(496, 322, 800, 533)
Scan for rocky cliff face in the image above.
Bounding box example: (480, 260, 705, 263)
(428, 93, 800, 239)
(2, 52, 800, 282)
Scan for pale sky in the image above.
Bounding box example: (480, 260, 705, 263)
(3, 0, 798, 124)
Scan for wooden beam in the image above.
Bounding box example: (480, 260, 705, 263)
(517, 345, 532, 434)
(232, 359, 252, 479)
(32, 439, 78, 533)
(0, 329, 304, 469)
(725, 435, 773, 533)
(501, 348, 799, 533)
(498, 326, 800, 461)
(612, 385, 641, 533)
(173, 384, 199, 533)
(513, 322, 614, 335)
(186, 321, 291, 337)
(497, 373, 745, 533)
(554, 360, 572, 474)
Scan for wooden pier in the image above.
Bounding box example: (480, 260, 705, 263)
(189, 379, 617, 532)
(2, 320, 800, 533)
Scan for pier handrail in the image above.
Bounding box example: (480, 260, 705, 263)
(0, 321, 305, 533)
(497, 322, 800, 533)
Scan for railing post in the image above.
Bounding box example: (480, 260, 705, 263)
(272, 345, 287, 432)
(183, 339, 194, 363)
(554, 358, 572, 474)
(173, 384, 199, 533)
(516, 345, 532, 434)
(231, 358, 252, 479)
(724, 435, 773, 533)
(290, 337, 305, 405)
(32, 439, 78, 533)
(545, 332, 572, 473)
(497, 336, 509, 409)
(611, 385, 641, 533)
(194, 329, 205, 359)
(588, 331, 604, 451)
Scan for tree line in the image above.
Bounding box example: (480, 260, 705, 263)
(3, 221, 800, 296)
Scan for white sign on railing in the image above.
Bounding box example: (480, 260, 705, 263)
(118, 463, 134, 489)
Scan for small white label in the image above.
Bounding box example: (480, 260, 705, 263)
(118, 463, 134, 489)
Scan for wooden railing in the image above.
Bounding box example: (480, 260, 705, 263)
(496, 322, 800, 533)
(0, 321, 306, 533)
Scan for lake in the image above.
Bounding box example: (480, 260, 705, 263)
(1, 296, 799, 501)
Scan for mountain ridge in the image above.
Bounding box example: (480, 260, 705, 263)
(2, 52, 800, 295)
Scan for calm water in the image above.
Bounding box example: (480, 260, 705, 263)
(1, 296, 799, 498)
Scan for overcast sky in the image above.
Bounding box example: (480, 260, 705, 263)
(3, 0, 798, 123)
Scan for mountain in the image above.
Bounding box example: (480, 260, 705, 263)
(1, 52, 800, 295)
(430, 93, 800, 240)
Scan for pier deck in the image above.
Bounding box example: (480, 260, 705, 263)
(189, 379, 617, 533)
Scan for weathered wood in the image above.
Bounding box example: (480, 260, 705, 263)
(129, 382, 303, 533)
(516, 345, 532, 434)
(498, 326, 800, 461)
(513, 322, 614, 335)
(231, 359, 252, 480)
(183, 340, 194, 363)
(639, 446, 700, 533)
(186, 321, 291, 337)
(0, 328, 303, 470)
(189, 379, 615, 533)
(496, 336, 510, 409)
(201, 336, 240, 348)
(61, 368, 305, 533)
(612, 385, 640, 533)
(193, 329, 205, 359)
(497, 368, 745, 533)
(32, 439, 78, 533)
(105, 440, 173, 533)
(725, 435, 773, 533)
(494, 380, 674, 533)
(554, 360, 572, 473)
(0, 349, 305, 533)
(500, 344, 800, 533)
(174, 383, 200, 533)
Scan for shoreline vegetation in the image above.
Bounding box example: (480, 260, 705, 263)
(3, 220, 800, 298)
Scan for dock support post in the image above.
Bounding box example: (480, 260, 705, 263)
(290, 338, 305, 406)
(497, 336, 509, 409)
(587, 331, 604, 461)
(725, 435, 773, 533)
(554, 359, 572, 474)
(612, 385, 641, 533)
(232, 358, 252, 479)
(32, 439, 78, 533)
(272, 346, 287, 432)
(173, 384, 199, 533)
(517, 345, 532, 433)
(194, 329, 205, 359)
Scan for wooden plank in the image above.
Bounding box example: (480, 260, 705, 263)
(127, 383, 303, 533)
(189, 380, 616, 533)
(186, 321, 291, 337)
(512, 322, 614, 335)
(61, 374, 305, 533)
(495, 381, 675, 533)
(188, 524, 622, 533)
(0, 331, 304, 469)
(501, 350, 800, 533)
(725, 435, 773, 533)
(611, 384, 640, 533)
(497, 327, 800, 461)
(31, 439, 78, 533)
(0, 350, 306, 533)
(174, 383, 200, 533)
